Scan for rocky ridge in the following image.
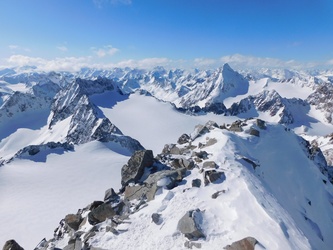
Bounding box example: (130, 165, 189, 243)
(0, 77, 144, 165)
(9, 118, 332, 250)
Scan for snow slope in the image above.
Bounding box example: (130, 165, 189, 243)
(0, 141, 129, 249)
(91, 91, 237, 153)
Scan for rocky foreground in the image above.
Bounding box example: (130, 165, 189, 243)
(3, 118, 333, 250)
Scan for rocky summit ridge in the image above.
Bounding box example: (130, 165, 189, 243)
(6, 119, 331, 250)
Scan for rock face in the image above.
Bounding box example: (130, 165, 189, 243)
(121, 150, 154, 186)
(177, 63, 249, 113)
(2, 240, 24, 250)
(47, 77, 137, 146)
(228, 90, 309, 125)
(0, 82, 60, 123)
(224, 237, 258, 250)
(177, 209, 205, 240)
(299, 137, 333, 183)
(307, 83, 333, 123)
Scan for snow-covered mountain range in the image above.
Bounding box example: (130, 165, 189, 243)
(0, 64, 333, 250)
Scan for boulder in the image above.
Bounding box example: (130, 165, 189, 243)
(177, 209, 205, 240)
(203, 170, 226, 186)
(125, 169, 185, 201)
(205, 120, 219, 130)
(224, 237, 258, 250)
(2, 240, 24, 250)
(172, 158, 195, 170)
(64, 214, 83, 231)
(202, 161, 218, 169)
(88, 201, 104, 210)
(124, 184, 156, 201)
(151, 213, 162, 225)
(121, 150, 154, 186)
(191, 125, 210, 140)
(169, 145, 182, 155)
(178, 133, 191, 144)
(192, 179, 202, 188)
(256, 119, 266, 130)
(249, 128, 260, 137)
(104, 188, 119, 203)
(229, 120, 243, 132)
(193, 151, 208, 159)
(88, 203, 117, 225)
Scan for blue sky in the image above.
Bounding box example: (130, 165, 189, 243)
(1, 0, 333, 71)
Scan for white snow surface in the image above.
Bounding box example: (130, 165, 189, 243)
(0, 141, 128, 249)
(93, 92, 237, 153)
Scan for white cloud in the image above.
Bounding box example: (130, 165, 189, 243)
(219, 54, 318, 69)
(114, 57, 171, 68)
(57, 46, 68, 52)
(6, 55, 92, 72)
(4, 53, 331, 73)
(4, 54, 172, 72)
(194, 58, 217, 67)
(92, 45, 119, 58)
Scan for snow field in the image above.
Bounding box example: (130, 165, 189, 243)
(0, 141, 129, 249)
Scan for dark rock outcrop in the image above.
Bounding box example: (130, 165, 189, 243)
(2, 240, 24, 250)
(88, 202, 124, 225)
(104, 188, 119, 203)
(256, 119, 266, 129)
(228, 90, 308, 125)
(249, 128, 260, 137)
(229, 120, 244, 132)
(121, 150, 154, 186)
(192, 179, 202, 188)
(64, 214, 83, 231)
(151, 213, 162, 225)
(124, 168, 185, 201)
(178, 133, 191, 144)
(203, 170, 226, 186)
(307, 83, 333, 123)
